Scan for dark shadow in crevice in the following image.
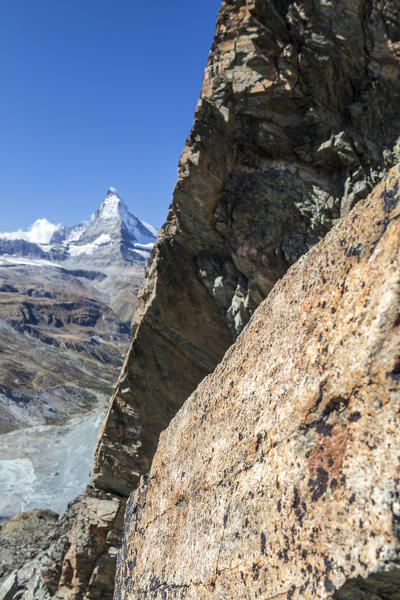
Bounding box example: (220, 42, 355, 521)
(333, 568, 400, 600)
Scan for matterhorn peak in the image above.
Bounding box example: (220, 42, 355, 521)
(97, 188, 127, 222)
(0, 188, 157, 266)
(106, 186, 119, 197)
(80, 188, 157, 253)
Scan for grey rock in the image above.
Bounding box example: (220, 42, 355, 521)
(0, 573, 17, 600)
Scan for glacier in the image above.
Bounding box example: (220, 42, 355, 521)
(0, 407, 106, 519)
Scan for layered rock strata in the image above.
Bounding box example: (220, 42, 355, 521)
(53, 0, 400, 598)
(92, 0, 400, 496)
(115, 167, 400, 599)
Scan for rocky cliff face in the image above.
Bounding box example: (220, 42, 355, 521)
(0, 501, 81, 600)
(3, 0, 400, 598)
(115, 166, 400, 600)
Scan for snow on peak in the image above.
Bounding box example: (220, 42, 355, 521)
(95, 189, 156, 242)
(68, 233, 112, 257)
(0, 188, 157, 264)
(106, 186, 118, 196)
(97, 189, 125, 221)
(140, 220, 158, 238)
(0, 218, 61, 245)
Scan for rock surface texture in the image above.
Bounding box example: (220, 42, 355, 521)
(49, 0, 400, 598)
(115, 167, 400, 599)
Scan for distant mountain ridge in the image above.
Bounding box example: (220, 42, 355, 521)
(0, 187, 157, 265)
(0, 189, 158, 434)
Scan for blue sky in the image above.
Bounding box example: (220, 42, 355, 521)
(0, 0, 221, 231)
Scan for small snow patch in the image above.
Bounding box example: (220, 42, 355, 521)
(68, 234, 112, 256)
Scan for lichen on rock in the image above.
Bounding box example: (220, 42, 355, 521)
(115, 168, 400, 600)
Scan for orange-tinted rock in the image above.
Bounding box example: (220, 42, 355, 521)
(115, 169, 400, 599)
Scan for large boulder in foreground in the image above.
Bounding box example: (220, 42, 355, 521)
(115, 169, 400, 600)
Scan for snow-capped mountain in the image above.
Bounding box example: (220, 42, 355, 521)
(0, 187, 157, 265)
(0, 188, 158, 438)
(65, 188, 157, 263)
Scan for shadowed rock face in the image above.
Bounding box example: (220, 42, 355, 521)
(9, 1, 400, 598)
(333, 568, 400, 600)
(115, 168, 400, 600)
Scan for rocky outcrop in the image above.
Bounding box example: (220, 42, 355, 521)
(93, 0, 400, 495)
(52, 1, 400, 598)
(0, 500, 80, 600)
(115, 166, 400, 599)
(0, 509, 59, 582)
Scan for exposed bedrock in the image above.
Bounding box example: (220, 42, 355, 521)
(50, 0, 400, 598)
(115, 168, 400, 599)
(94, 0, 400, 500)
